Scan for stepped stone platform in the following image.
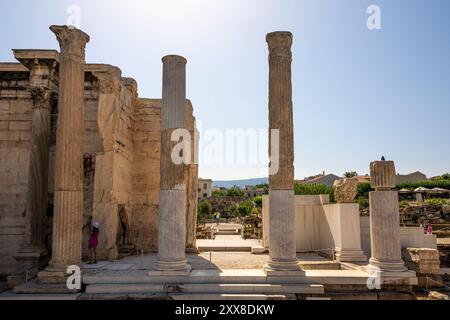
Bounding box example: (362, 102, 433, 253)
(1, 252, 419, 300)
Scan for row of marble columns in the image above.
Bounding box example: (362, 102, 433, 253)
(19, 25, 408, 280)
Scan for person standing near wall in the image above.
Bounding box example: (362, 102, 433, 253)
(88, 222, 100, 264)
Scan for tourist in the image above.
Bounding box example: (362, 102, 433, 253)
(88, 222, 100, 264)
(426, 223, 433, 235)
(215, 212, 220, 225)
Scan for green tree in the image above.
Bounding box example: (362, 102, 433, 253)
(198, 200, 212, 220)
(344, 171, 358, 178)
(228, 203, 239, 217)
(238, 200, 254, 216)
(212, 190, 226, 197)
(356, 182, 373, 198)
(226, 185, 244, 197)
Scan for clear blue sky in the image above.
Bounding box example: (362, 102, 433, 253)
(1, 0, 449, 180)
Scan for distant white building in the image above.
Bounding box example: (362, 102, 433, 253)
(198, 178, 213, 200)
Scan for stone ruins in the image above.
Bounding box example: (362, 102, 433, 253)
(0, 26, 198, 281)
(0, 26, 443, 300)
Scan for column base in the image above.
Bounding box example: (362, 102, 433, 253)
(150, 259, 191, 275)
(149, 262, 191, 276)
(7, 247, 48, 288)
(367, 257, 408, 273)
(264, 258, 304, 276)
(37, 267, 70, 284)
(37, 261, 78, 284)
(335, 248, 367, 262)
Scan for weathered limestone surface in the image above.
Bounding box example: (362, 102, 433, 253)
(0, 64, 34, 277)
(4, 51, 59, 285)
(157, 55, 190, 272)
(265, 31, 300, 273)
(131, 98, 161, 252)
(263, 195, 367, 262)
(333, 177, 358, 203)
(370, 160, 396, 191)
(402, 248, 440, 274)
(185, 101, 198, 251)
(0, 28, 197, 279)
(90, 66, 136, 260)
(325, 203, 367, 262)
(402, 247, 441, 287)
(41, 26, 90, 278)
(367, 160, 407, 273)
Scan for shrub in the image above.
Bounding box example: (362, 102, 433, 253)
(238, 200, 254, 216)
(198, 200, 212, 220)
(294, 183, 335, 202)
(424, 198, 449, 206)
(399, 200, 410, 208)
(253, 196, 263, 207)
(396, 179, 450, 191)
(228, 203, 239, 217)
(356, 196, 369, 208)
(251, 207, 261, 216)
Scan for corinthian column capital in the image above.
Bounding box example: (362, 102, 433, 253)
(29, 87, 55, 110)
(266, 31, 293, 59)
(50, 25, 90, 60)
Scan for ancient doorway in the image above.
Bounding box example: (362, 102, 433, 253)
(117, 206, 133, 257)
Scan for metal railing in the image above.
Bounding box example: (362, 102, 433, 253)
(425, 276, 450, 291)
(24, 258, 50, 287)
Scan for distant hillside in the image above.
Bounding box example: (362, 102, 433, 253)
(213, 177, 268, 188)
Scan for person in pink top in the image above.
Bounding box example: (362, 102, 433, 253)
(88, 222, 99, 264)
(426, 223, 433, 235)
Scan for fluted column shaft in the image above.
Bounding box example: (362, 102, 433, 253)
(266, 31, 300, 272)
(26, 88, 53, 249)
(186, 114, 198, 250)
(49, 26, 90, 270)
(157, 55, 190, 272)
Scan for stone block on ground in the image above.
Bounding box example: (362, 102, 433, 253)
(402, 248, 440, 274)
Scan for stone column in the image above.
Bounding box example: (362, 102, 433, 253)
(185, 104, 199, 252)
(39, 26, 90, 282)
(8, 50, 58, 285)
(155, 55, 190, 274)
(367, 160, 407, 272)
(25, 87, 53, 251)
(265, 32, 301, 273)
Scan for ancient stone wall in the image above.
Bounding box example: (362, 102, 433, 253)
(131, 98, 161, 252)
(0, 64, 33, 277)
(0, 59, 197, 276)
(90, 65, 136, 260)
